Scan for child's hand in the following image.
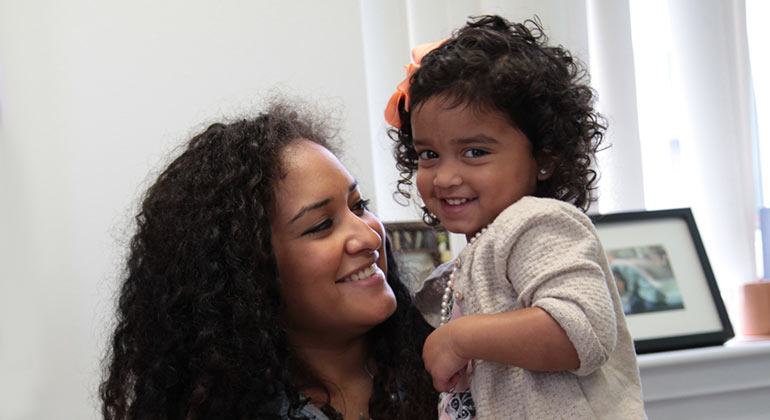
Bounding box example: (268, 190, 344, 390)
(423, 321, 469, 392)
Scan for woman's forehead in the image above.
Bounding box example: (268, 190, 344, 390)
(274, 141, 355, 209)
(280, 140, 349, 182)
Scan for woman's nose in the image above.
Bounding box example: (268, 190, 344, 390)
(345, 214, 383, 255)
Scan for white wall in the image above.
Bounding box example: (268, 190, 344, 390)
(0, 1, 377, 418)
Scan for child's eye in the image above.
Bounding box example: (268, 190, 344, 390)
(418, 150, 438, 160)
(352, 199, 371, 214)
(463, 148, 488, 158)
(302, 219, 333, 236)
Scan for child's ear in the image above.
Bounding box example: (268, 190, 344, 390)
(536, 159, 555, 181)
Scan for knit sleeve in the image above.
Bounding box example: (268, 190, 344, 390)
(498, 198, 617, 376)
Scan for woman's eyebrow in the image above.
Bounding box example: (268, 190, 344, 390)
(290, 198, 331, 224)
(288, 182, 359, 224)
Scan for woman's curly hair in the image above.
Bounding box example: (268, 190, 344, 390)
(390, 15, 606, 224)
(100, 102, 437, 419)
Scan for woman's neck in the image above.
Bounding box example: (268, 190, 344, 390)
(290, 333, 373, 419)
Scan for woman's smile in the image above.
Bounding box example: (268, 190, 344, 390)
(337, 262, 384, 284)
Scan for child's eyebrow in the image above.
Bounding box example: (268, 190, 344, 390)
(455, 135, 500, 146)
(414, 135, 499, 148)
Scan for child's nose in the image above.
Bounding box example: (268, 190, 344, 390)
(344, 214, 383, 255)
(434, 162, 462, 188)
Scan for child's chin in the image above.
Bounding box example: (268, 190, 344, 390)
(440, 220, 473, 236)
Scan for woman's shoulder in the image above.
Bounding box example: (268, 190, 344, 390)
(269, 391, 332, 420)
(413, 260, 455, 328)
(296, 404, 330, 420)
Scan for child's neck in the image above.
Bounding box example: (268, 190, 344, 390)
(465, 225, 490, 243)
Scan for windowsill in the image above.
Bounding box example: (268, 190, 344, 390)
(637, 338, 770, 419)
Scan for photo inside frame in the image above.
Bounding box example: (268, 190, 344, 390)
(606, 244, 685, 316)
(593, 208, 733, 353)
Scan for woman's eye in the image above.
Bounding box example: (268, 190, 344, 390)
(302, 219, 333, 236)
(352, 199, 371, 214)
(418, 150, 438, 160)
(463, 148, 488, 158)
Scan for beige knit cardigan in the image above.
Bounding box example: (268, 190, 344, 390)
(417, 197, 646, 419)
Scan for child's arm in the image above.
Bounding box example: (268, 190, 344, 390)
(423, 307, 579, 391)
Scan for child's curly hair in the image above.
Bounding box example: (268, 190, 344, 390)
(390, 15, 606, 224)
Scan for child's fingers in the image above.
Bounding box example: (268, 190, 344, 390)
(448, 372, 460, 389)
(433, 372, 461, 392)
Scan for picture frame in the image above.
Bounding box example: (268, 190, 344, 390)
(385, 222, 453, 292)
(591, 208, 734, 354)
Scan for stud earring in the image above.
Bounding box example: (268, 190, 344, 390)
(539, 168, 548, 175)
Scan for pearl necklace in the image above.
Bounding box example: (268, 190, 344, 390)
(439, 226, 488, 326)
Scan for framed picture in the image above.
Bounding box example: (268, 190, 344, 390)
(591, 208, 734, 354)
(385, 222, 453, 292)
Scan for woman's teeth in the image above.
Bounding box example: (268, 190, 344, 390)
(445, 198, 469, 205)
(342, 265, 377, 283)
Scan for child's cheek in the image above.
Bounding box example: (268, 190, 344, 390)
(415, 169, 432, 202)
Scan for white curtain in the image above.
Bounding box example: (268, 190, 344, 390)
(587, 0, 646, 214)
(665, 0, 756, 303)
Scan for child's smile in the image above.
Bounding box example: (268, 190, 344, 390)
(411, 96, 544, 240)
(443, 197, 474, 206)
(439, 196, 477, 216)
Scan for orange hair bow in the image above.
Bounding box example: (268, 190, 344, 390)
(384, 38, 448, 129)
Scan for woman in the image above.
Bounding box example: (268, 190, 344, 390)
(100, 101, 437, 419)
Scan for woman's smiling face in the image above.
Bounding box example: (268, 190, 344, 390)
(269, 140, 396, 344)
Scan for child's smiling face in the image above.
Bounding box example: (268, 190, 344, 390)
(411, 96, 544, 240)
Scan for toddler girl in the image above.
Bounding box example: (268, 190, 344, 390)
(385, 15, 646, 419)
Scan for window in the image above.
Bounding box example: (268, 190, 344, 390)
(747, 0, 770, 277)
(628, 0, 688, 211)
(627, 0, 760, 296)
